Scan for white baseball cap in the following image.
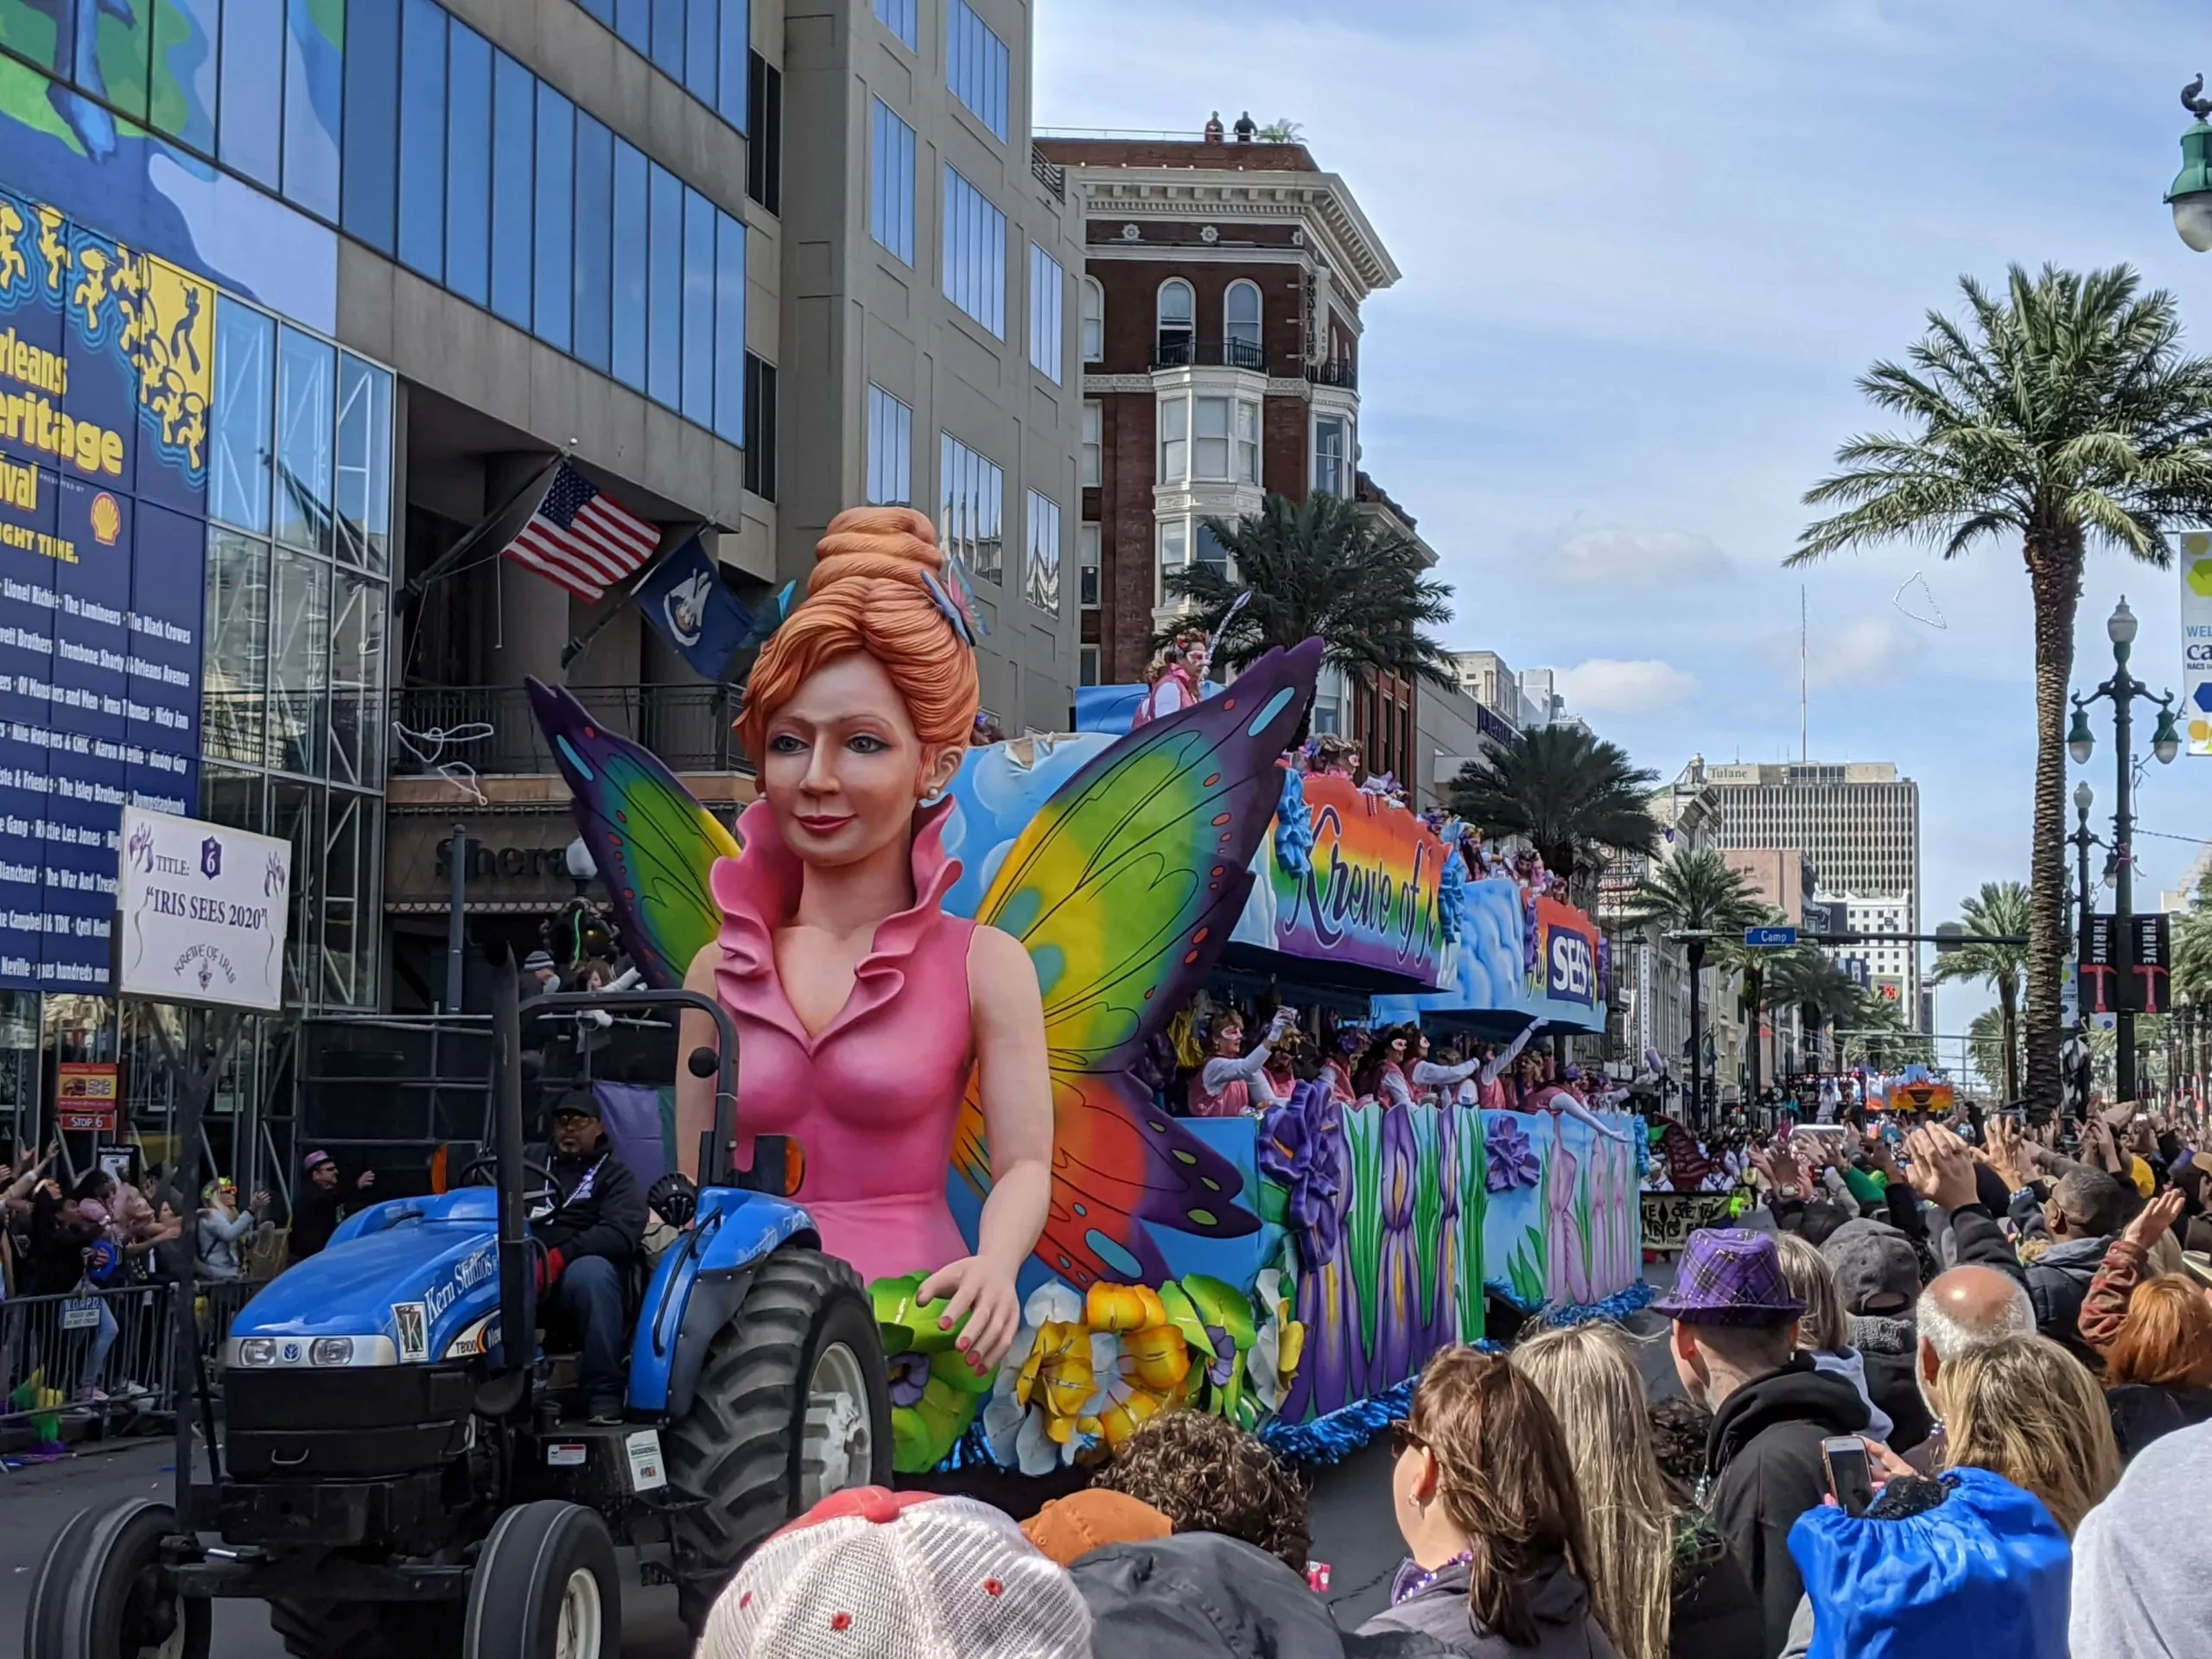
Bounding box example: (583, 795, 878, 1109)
(698, 1487, 1092, 1659)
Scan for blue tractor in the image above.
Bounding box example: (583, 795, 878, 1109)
(24, 973, 892, 1657)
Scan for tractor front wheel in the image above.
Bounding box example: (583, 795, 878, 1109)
(27, 1498, 209, 1659)
(462, 1501, 621, 1659)
(663, 1247, 891, 1632)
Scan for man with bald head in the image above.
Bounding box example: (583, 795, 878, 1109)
(1904, 1263, 2036, 1471)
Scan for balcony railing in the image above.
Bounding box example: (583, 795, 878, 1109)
(1030, 144, 1066, 200)
(390, 684, 753, 778)
(1306, 358, 1358, 390)
(1151, 335, 1269, 372)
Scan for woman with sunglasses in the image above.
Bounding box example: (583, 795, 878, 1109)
(196, 1177, 271, 1283)
(1362, 1344, 1619, 1656)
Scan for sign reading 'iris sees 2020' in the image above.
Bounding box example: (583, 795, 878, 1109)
(0, 190, 213, 993)
(115, 809, 289, 1012)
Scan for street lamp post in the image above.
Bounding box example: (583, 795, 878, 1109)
(2067, 597, 2182, 1103)
(1665, 928, 1714, 1131)
(2169, 79, 2212, 251)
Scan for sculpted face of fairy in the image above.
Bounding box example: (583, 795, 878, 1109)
(757, 652, 963, 871)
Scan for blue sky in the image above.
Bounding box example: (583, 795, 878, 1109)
(1036, 0, 2212, 1049)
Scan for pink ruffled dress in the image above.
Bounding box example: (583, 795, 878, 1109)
(709, 798, 977, 1286)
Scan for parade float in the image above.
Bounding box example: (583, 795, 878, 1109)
(531, 599, 1639, 1477)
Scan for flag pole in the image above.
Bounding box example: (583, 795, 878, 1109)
(394, 447, 569, 616)
(557, 527, 705, 671)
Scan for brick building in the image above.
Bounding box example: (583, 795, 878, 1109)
(1035, 119, 1416, 770)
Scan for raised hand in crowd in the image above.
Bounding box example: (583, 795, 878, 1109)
(1750, 1137, 1808, 1197)
(1904, 1124, 1980, 1214)
(1981, 1116, 2038, 1196)
(2121, 1186, 2185, 1253)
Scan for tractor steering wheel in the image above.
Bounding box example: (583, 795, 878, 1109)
(457, 1154, 563, 1218)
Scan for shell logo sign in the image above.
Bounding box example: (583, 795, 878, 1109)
(90, 491, 120, 544)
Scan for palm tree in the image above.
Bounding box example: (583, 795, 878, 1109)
(1713, 906, 1791, 1101)
(1851, 994, 1935, 1072)
(1790, 264, 2212, 1114)
(1967, 1007, 2018, 1096)
(1155, 494, 1458, 728)
(1446, 725, 1662, 904)
(1928, 881, 2031, 1103)
(1769, 949, 1866, 1075)
(1622, 849, 1765, 1122)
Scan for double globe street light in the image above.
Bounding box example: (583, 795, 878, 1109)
(2066, 598, 2180, 1103)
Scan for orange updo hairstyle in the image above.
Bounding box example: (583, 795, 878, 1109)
(734, 506, 981, 766)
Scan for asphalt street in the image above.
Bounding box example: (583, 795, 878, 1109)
(2, 1291, 1681, 1654)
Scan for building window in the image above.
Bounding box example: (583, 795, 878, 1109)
(1193, 396, 1231, 480)
(747, 52, 783, 213)
(871, 99, 915, 264)
(397, 0, 448, 279)
(612, 140, 649, 389)
(534, 84, 576, 353)
(942, 166, 1007, 336)
(946, 0, 1009, 141)
(276, 327, 335, 558)
(682, 185, 716, 427)
(489, 50, 537, 327)
(715, 210, 747, 446)
(1028, 244, 1065, 384)
(445, 22, 493, 305)
(219, 0, 284, 188)
(575, 114, 615, 373)
(648, 162, 684, 407)
(1196, 520, 1230, 575)
(868, 385, 913, 505)
(1078, 643, 1100, 687)
(875, 0, 918, 51)
(1158, 397, 1187, 484)
(1079, 522, 1100, 608)
(1157, 518, 1187, 602)
(1081, 401, 1101, 487)
(651, 0, 683, 79)
(1156, 279, 1193, 365)
(1314, 414, 1349, 497)
(1080, 276, 1104, 363)
(213, 298, 276, 536)
(939, 434, 1005, 583)
(1237, 399, 1261, 484)
(341, 0, 401, 252)
(744, 353, 777, 499)
(1224, 279, 1262, 367)
(1026, 491, 1062, 613)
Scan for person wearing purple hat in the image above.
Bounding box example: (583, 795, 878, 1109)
(283, 1148, 377, 1268)
(1656, 1228, 1870, 1659)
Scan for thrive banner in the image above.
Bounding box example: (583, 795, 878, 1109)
(2183, 530, 2212, 756)
(1232, 774, 1448, 988)
(1641, 1191, 1739, 1252)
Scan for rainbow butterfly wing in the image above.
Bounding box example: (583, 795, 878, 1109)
(953, 639, 1322, 1286)
(527, 677, 739, 988)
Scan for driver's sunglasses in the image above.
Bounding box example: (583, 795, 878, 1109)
(1389, 1422, 1427, 1458)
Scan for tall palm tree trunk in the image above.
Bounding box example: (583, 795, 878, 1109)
(1999, 973, 2021, 1103)
(1688, 939, 1707, 1129)
(2024, 537, 2082, 1115)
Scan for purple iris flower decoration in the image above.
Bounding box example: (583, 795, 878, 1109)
(887, 1351, 931, 1409)
(1257, 1080, 1346, 1269)
(1204, 1325, 1237, 1387)
(1486, 1116, 1541, 1192)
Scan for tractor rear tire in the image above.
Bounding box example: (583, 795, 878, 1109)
(663, 1247, 892, 1633)
(22, 1507, 99, 1659)
(462, 1501, 621, 1659)
(268, 1597, 463, 1659)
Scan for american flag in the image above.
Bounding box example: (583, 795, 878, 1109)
(500, 461, 661, 601)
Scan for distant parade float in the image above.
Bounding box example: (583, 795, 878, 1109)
(534, 561, 1639, 1476)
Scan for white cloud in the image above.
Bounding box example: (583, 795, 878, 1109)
(1537, 525, 1732, 588)
(1760, 616, 1928, 689)
(1558, 658, 1699, 713)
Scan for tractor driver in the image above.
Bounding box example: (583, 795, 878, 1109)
(529, 1090, 648, 1424)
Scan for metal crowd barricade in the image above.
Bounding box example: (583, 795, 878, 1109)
(0, 1278, 259, 1439)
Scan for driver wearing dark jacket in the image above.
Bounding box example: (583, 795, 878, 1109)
(526, 1090, 646, 1423)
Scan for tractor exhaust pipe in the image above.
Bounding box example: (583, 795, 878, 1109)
(492, 954, 535, 1389)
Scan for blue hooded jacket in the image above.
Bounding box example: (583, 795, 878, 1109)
(1787, 1466, 2070, 1659)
